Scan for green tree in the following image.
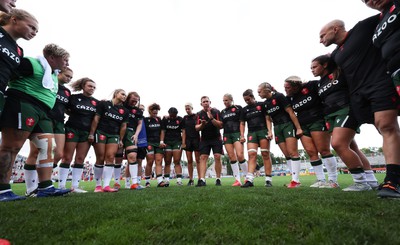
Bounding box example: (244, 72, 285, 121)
(360, 147, 373, 154)
(207, 157, 214, 168)
(298, 149, 310, 161)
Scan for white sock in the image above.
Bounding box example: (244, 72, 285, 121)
(103, 165, 114, 187)
(157, 176, 164, 184)
(291, 158, 301, 183)
(245, 172, 254, 182)
(286, 159, 292, 173)
(312, 160, 325, 182)
(114, 166, 122, 184)
(351, 172, 367, 184)
(129, 164, 138, 185)
(177, 177, 182, 183)
(239, 161, 248, 177)
(265, 176, 272, 182)
(94, 165, 104, 187)
(323, 156, 338, 182)
(58, 167, 70, 188)
(231, 161, 240, 181)
(71, 167, 84, 189)
(125, 177, 131, 187)
(24, 168, 38, 193)
(364, 170, 378, 183)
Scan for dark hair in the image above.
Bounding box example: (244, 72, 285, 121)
(70, 77, 95, 92)
(312, 54, 340, 79)
(312, 54, 337, 74)
(243, 89, 255, 98)
(168, 107, 178, 114)
(148, 103, 160, 113)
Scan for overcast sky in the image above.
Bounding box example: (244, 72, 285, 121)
(15, 0, 392, 157)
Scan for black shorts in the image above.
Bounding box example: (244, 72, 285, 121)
(137, 147, 147, 160)
(199, 139, 224, 156)
(184, 137, 200, 152)
(350, 78, 399, 124)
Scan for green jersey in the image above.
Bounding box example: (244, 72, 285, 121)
(8, 57, 58, 109)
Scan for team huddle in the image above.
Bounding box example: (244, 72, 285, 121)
(1, 0, 400, 202)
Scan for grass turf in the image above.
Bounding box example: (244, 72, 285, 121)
(0, 174, 398, 245)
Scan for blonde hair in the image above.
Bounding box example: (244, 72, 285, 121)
(0, 9, 38, 26)
(258, 82, 275, 92)
(184, 102, 193, 109)
(43, 43, 70, 60)
(111, 89, 124, 98)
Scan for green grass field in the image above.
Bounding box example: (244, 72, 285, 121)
(0, 174, 398, 245)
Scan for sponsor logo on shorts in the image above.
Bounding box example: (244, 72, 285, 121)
(99, 134, 106, 141)
(67, 132, 74, 139)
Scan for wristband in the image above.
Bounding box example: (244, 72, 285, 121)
(160, 141, 164, 144)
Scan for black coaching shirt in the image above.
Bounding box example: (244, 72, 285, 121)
(221, 105, 242, 134)
(96, 100, 129, 135)
(332, 15, 390, 94)
(0, 26, 23, 93)
(197, 108, 221, 140)
(288, 80, 324, 125)
(65, 94, 98, 131)
(240, 101, 268, 133)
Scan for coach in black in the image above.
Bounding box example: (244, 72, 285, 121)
(195, 96, 223, 187)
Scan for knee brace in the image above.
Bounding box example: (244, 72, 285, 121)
(31, 134, 55, 168)
(125, 148, 138, 156)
